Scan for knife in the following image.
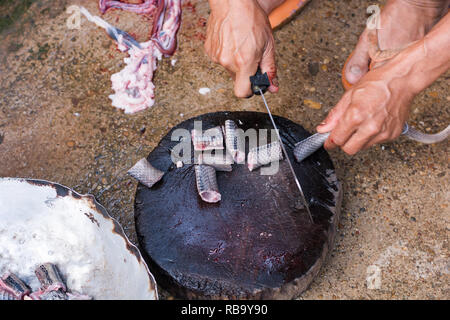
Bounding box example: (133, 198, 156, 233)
(250, 69, 314, 224)
(80, 6, 142, 49)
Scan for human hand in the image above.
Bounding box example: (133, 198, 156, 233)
(205, 0, 278, 97)
(317, 59, 415, 155)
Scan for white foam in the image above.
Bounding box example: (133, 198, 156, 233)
(0, 179, 157, 300)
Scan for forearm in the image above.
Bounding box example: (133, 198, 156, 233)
(399, 12, 450, 94)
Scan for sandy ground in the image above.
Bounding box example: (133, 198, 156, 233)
(0, 0, 448, 299)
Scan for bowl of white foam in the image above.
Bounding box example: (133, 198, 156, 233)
(0, 178, 157, 300)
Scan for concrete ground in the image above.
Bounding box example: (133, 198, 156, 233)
(0, 0, 448, 299)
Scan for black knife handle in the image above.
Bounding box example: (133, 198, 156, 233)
(250, 68, 270, 95)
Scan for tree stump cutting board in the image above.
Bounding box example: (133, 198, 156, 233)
(134, 111, 342, 299)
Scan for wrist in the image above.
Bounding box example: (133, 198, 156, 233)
(396, 33, 450, 95)
(390, 44, 428, 96)
(368, 44, 424, 106)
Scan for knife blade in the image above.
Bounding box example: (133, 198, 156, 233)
(80, 6, 142, 49)
(250, 70, 314, 223)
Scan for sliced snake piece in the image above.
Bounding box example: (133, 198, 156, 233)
(35, 263, 67, 292)
(197, 152, 233, 172)
(0, 287, 18, 300)
(128, 158, 165, 188)
(293, 132, 330, 163)
(247, 141, 283, 171)
(191, 126, 224, 151)
(34, 263, 68, 300)
(194, 165, 221, 203)
(223, 120, 245, 163)
(0, 272, 31, 299)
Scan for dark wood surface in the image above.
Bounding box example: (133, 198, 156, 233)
(134, 111, 341, 299)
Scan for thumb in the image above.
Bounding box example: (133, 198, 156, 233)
(260, 39, 278, 93)
(234, 64, 258, 98)
(317, 91, 351, 133)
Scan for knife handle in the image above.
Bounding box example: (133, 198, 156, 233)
(250, 68, 270, 95)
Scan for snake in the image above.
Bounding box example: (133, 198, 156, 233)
(294, 123, 450, 163)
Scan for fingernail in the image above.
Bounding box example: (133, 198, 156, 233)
(319, 121, 327, 126)
(350, 65, 362, 75)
